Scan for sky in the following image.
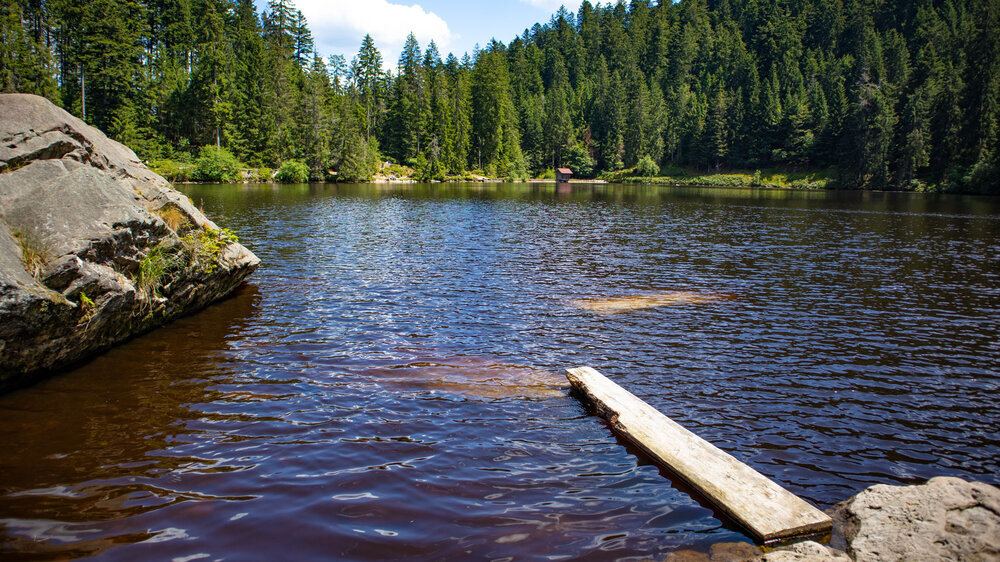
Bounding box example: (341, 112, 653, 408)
(254, 0, 578, 71)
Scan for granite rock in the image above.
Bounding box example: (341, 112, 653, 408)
(0, 93, 259, 390)
(830, 476, 1000, 562)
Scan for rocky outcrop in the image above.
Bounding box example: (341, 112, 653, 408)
(663, 477, 1000, 561)
(0, 93, 259, 390)
(830, 476, 1000, 561)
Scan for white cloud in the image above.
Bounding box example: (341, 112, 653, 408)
(293, 0, 456, 70)
(519, 0, 571, 12)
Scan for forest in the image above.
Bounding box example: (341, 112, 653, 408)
(1, 0, 997, 192)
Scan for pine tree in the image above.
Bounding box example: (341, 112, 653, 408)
(388, 33, 426, 161)
(190, 0, 235, 149)
(292, 10, 313, 67)
(0, 0, 59, 100)
(352, 34, 384, 144)
(470, 41, 524, 176)
(229, 0, 266, 162)
(444, 53, 471, 172)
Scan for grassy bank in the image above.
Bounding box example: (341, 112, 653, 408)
(599, 167, 833, 190)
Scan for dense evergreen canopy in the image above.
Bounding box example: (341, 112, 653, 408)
(1, 0, 997, 191)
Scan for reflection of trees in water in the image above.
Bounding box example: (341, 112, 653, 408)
(0, 283, 261, 558)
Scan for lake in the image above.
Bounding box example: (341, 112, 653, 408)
(1, 183, 998, 560)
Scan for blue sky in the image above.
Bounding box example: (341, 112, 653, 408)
(254, 0, 577, 70)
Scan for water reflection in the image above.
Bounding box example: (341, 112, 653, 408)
(0, 285, 261, 558)
(2, 182, 998, 560)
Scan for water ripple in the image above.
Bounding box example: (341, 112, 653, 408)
(1, 184, 998, 560)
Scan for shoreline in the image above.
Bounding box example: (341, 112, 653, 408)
(168, 177, 1000, 197)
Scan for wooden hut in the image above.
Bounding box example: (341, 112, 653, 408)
(556, 168, 573, 182)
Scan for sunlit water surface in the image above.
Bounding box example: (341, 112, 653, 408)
(2, 183, 998, 560)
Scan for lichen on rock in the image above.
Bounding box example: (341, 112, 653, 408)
(0, 93, 260, 391)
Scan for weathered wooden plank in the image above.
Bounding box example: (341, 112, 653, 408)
(566, 366, 832, 542)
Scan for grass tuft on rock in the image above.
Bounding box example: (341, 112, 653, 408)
(136, 243, 182, 300)
(154, 205, 191, 233)
(13, 230, 51, 279)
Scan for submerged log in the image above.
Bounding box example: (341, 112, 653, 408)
(566, 366, 832, 542)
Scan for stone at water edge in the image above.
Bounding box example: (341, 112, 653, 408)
(0, 93, 260, 390)
(831, 476, 1000, 562)
(760, 541, 851, 561)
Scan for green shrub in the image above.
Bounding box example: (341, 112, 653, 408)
(149, 159, 193, 182)
(276, 160, 310, 183)
(383, 163, 412, 178)
(257, 167, 274, 182)
(539, 168, 556, 180)
(636, 155, 659, 177)
(181, 227, 239, 274)
(192, 146, 244, 183)
(563, 143, 596, 177)
(598, 167, 635, 182)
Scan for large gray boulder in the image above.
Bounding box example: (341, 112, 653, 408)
(831, 476, 1000, 561)
(663, 477, 999, 561)
(0, 93, 259, 390)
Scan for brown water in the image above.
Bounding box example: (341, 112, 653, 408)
(2, 183, 999, 560)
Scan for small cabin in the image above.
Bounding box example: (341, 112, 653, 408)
(556, 168, 573, 182)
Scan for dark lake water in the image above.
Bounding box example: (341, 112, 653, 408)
(2, 183, 999, 560)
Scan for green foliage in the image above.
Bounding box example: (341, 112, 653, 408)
(538, 168, 556, 180)
(4, 0, 994, 192)
(275, 160, 310, 183)
(134, 227, 238, 304)
(257, 168, 274, 182)
(77, 291, 97, 324)
(958, 160, 1000, 194)
(382, 163, 412, 178)
(337, 135, 381, 182)
(136, 242, 182, 299)
(562, 144, 596, 178)
(149, 159, 193, 182)
(181, 227, 239, 274)
(618, 170, 831, 190)
(413, 152, 446, 181)
(192, 146, 244, 183)
(636, 155, 659, 177)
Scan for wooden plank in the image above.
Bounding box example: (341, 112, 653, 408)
(566, 366, 832, 542)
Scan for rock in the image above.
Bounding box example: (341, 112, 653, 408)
(663, 549, 711, 562)
(662, 541, 762, 561)
(760, 541, 850, 561)
(0, 93, 259, 390)
(831, 476, 1000, 561)
(666, 477, 998, 562)
(709, 541, 762, 560)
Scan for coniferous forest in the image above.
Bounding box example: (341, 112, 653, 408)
(1, 0, 998, 192)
